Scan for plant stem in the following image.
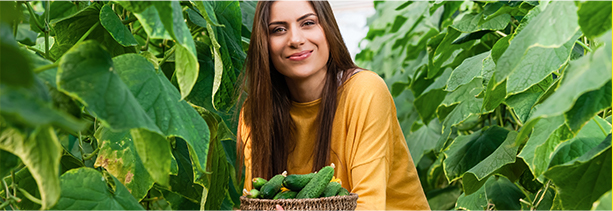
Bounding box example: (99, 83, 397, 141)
(495, 30, 507, 37)
(575, 40, 592, 53)
(24, 2, 45, 32)
(17, 188, 42, 205)
(45, 0, 50, 58)
(78, 131, 86, 161)
(142, 35, 150, 51)
(0, 199, 11, 209)
(83, 147, 100, 160)
(159, 46, 176, 67)
(122, 16, 138, 25)
(132, 25, 143, 35)
(75, 22, 100, 45)
(3, 179, 11, 199)
(33, 63, 59, 73)
(12, 20, 18, 38)
(593, 118, 608, 136)
(533, 180, 550, 210)
(510, 20, 518, 29)
(496, 108, 504, 127)
(10, 170, 16, 198)
(508, 107, 524, 127)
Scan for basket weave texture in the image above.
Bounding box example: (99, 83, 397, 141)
(240, 193, 358, 211)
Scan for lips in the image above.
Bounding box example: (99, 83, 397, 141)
(287, 50, 313, 61)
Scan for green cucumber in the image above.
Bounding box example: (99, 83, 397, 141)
(273, 190, 298, 199)
(321, 181, 342, 197)
(296, 164, 335, 199)
(282, 173, 315, 191)
(337, 187, 350, 196)
(252, 177, 267, 190)
(259, 171, 287, 199)
(247, 189, 260, 198)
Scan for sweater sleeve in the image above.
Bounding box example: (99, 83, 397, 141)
(345, 71, 430, 210)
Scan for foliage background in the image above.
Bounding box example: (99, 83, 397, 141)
(1, 1, 256, 209)
(357, 0, 612, 210)
(0, 0, 611, 210)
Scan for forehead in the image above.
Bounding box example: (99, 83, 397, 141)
(269, 1, 316, 22)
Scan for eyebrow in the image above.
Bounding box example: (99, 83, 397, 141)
(268, 13, 317, 26)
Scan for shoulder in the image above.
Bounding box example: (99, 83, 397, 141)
(340, 70, 392, 101)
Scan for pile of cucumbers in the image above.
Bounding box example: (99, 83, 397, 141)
(245, 164, 350, 200)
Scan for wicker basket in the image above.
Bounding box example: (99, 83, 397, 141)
(240, 193, 358, 211)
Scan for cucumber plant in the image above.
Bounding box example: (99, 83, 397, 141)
(0, 1, 255, 210)
(357, 1, 612, 210)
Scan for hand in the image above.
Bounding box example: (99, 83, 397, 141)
(276, 204, 284, 211)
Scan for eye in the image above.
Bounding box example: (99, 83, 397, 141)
(271, 27, 286, 34)
(303, 20, 316, 27)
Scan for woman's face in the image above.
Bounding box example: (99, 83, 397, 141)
(267, 1, 329, 81)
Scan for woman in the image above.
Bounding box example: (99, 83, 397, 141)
(237, 1, 430, 210)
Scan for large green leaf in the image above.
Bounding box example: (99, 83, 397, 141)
(93, 129, 155, 200)
(112, 54, 210, 182)
(504, 76, 554, 124)
(52, 167, 144, 210)
(548, 117, 611, 167)
(1, 80, 85, 133)
(406, 119, 442, 165)
(0, 149, 19, 178)
(202, 130, 230, 210)
(51, 4, 135, 58)
(495, 1, 579, 84)
(455, 189, 487, 210)
(130, 129, 172, 187)
(438, 78, 484, 129)
(191, 105, 234, 209)
(445, 51, 489, 92)
(455, 176, 525, 210)
(481, 76, 506, 112)
(517, 115, 572, 182)
(239, 1, 256, 33)
(544, 134, 611, 210)
(211, 1, 245, 112)
(190, 1, 245, 112)
(564, 81, 612, 133)
(0, 125, 62, 210)
(131, 4, 172, 39)
(592, 191, 612, 211)
(154, 1, 199, 100)
(15, 23, 38, 46)
(428, 28, 474, 79)
(0, 25, 34, 88)
(528, 32, 612, 122)
(414, 68, 451, 124)
(483, 176, 525, 210)
(451, 11, 510, 33)
(57, 41, 160, 133)
(442, 126, 512, 182)
(99, 5, 138, 47)
(162, 138, 204, 203)
(577, 1, 612, 39)
(427, 186, 462, 210)
(43, 1, 77, 24)
(505, 32, 578, 95)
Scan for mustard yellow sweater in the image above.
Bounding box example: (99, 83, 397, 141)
(240, 71, 430, 210)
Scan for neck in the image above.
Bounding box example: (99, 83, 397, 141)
(285, 70, 327, 103)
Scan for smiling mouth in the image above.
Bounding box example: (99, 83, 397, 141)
(287, 50, 313, 61)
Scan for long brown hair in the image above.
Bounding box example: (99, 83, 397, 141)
(238, 1, 357, 180)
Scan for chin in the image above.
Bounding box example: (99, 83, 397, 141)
(282, 66, 325, 80)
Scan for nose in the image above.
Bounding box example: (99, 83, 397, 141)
(288, 26, 305, 48)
